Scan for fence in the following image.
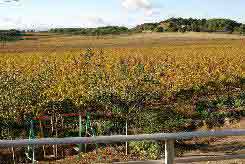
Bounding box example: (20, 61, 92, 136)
(0, 130, 245, 164)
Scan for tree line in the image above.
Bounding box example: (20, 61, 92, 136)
(134, 18, 245, 34)
(48, 26, 129, 35)
(0, 29, 23, 41)
(1, 17, 245, 38)
(48, 17, 245, 35)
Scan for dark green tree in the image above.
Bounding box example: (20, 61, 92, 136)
(166, 22, 178, 32)
(154, 26, 164, 32)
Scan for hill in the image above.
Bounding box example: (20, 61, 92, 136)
(43, 17, 245, 36)
(135, 18, 244, 33)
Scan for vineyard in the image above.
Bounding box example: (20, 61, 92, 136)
(0, 33, 244, 162)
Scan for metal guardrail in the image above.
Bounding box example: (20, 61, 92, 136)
(0, 129, 245, 164)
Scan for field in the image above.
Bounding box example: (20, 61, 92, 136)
(1, 32, 245, 52)
(0, 32, 244, 163)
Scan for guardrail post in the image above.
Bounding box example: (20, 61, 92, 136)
(165, 140, 175, 164)
(32, 145, 35, 164)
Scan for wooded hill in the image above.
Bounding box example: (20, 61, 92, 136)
(47, 17, 245, 35)
(133, 18, 244, 33)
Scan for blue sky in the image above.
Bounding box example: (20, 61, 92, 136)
(0, 0, 244, 30)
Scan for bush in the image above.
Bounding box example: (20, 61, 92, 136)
(129, 141, 161, 159)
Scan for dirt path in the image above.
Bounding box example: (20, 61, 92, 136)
(182, 118, 245, 164)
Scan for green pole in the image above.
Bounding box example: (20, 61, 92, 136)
(79, 114, 82, 155)
(86, 112, 101, 161)
(25, 118, 35, 163)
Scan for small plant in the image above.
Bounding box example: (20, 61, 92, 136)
(129, 141, 161, 160)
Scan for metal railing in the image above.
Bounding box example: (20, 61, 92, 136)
(0, 130, 245, 164)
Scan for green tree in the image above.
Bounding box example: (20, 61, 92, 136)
(191, 22, 200, 32)
(224, 24, 234, 33)
(154, 26, 164, 32)
(166, 22, 178, 32)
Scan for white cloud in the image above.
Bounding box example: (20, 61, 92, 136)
(82, 16, 108, 27)
(122, 0, 158, 16)
(122, 0, 151, 10)
(0, 0, 20, 5)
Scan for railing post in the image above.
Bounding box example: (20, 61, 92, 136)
(32, 145, 35, 164)
(165, 140, 175, 164)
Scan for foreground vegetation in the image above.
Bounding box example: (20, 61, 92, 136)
(0, 33, 244, 162)
(0, 37, 244, 133)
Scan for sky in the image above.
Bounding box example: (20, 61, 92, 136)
(0, 0, 245, 30)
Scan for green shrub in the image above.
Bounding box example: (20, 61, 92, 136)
(129, 141, 161, 159)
